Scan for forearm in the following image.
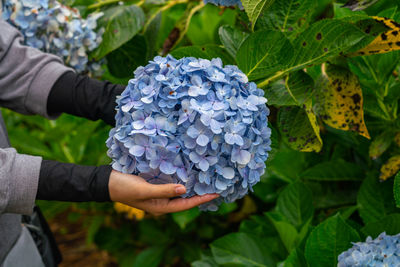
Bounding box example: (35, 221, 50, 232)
(47, 72, 125, 126)
(0, 148, 42, 215)
(37, 160, 112, 202)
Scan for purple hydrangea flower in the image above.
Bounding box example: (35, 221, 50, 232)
(2, 0, 104, 73)
(338, 232, 400, 267)
(106, 55, 271, 211)
(203, 0, 243, 8)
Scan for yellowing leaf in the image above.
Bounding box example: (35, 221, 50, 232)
(315, 64, 370, 139)
(369, 131, 394, 159)
(342, 0, 380, 11)
(278, 100, 323, 152)
(114, 202, 145, 220)
(380, 155, 400, 181)
(350, 16, 400, 56)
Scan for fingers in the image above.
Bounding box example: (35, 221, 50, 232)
(141, 183, 187, 200)
(162, 194, 220, 213)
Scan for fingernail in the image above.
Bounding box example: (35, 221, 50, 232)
(175, 186, 186, 194)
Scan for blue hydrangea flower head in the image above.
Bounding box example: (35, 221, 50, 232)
(338, 232, 400, 267)
(106, 55, 271, 211)
(203, 0, 243, 8)
(2, 0, 104, 73)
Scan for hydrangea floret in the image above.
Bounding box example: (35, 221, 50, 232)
(338, 232, 400, 267)
(2, 0, 104, 73)
(203, 0, 243, 8)
(106, 55, 271, 211)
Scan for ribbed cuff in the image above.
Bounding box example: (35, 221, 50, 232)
(26, 61, 74, 119)
(5, 154, 42, 215)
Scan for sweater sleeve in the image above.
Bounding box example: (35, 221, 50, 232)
(0, 148, 42, 215)
(0, 21, 73, 118)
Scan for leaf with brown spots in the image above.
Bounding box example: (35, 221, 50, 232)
(315, 64, 370, 138)
(349, 16, 400, 56)
(278, 101, 322, 152)
(380, 155, 400, 181)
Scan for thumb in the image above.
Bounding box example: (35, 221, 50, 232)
(142, 183, 187, 199)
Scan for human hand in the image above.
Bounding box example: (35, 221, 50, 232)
(108, 170, 219, 216)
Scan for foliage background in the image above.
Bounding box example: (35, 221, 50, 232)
(5, 0, 400, 266)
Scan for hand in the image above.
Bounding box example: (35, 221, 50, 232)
(108, 170, 219, 216)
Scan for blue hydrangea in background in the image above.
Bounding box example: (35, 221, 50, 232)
(2, 0, 104, 73)
(106, 55, 271, 211)
(203, 0, 243, 8)
(338, 232, 400, 267)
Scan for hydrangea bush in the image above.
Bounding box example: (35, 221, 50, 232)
(106, 55, 271, 211)
(2, 0, 103, 73)
(338, 232, 400, 267)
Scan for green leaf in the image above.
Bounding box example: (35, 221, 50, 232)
(361, 214, 400, 238)
(304, 214, 360, 267)
(256, 0, 314, 37)
(133, 246, 165, 267)
(278, 105, 322, 152)
(241, 0, 275, 30)
(171, 45, 235, 65)
(300, 160, 364, 181)
(277, 181, 314, 230)
(188, 4, 236, 46)
(236, 30, 294, 80)
(171, 208, 200, 230)
(210, 233, 276, 267)
(394, 172, 400, 208)
(107, 35, 147, 78)
(266, 212, 299, 253)
(257, 19, 368, 87)
(219, 25, 249, 58)
(92, 5, 145, 59)
(283, 249, 308, 267)
(358, 173, 397, 224)
(265, 71, 314, 106)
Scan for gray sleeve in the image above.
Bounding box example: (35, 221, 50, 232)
(0, 148, 42, 215)
(0, 21, 73, 118)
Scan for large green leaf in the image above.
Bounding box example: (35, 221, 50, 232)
(236, 30, 294, 80)
(277, 181, 314, 230)
(171, 45, 235, 65)
(300, 160, 364, 181)
(256, 0, 314, 36)
(361, 214, 400, 238)
(219, 25, 249, 58)
(107, 35, 147, 78)
(357, 173, 397, 224)
(171, 207, 200, 230)
(265, 70, 314, 106)
(241, 0, 275, 30)
(304, 214, 360, 267)
(278, 105, 322, 152)
(257, 19, 368, 87)
(92, 5, 145, 59)
(210, 233, 276, 267)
